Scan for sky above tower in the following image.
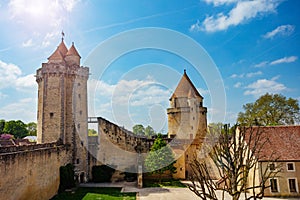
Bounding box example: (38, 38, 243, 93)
(0, 0, 299, 133)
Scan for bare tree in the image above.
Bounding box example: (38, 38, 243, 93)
(188, 124, 280, 200)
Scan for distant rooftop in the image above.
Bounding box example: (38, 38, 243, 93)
(246, 125, 300, 161)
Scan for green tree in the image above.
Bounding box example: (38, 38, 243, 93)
(3, 120, 28, 138)
(144, 134, 176, 183)
(0, 119, 5, 134)
(26, 122, 37, 136)
(145, 125, 155, 137)
(132, 124, 145, 136)
(88, 129, 98, 136)
(237, 93, 300, 126)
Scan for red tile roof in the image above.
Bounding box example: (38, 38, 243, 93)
(66, 43, 81, 58)
(245, 126, 300, 161)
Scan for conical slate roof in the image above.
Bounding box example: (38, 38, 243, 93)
(171, 70, 203, 99)
(66, 42, 81, 58)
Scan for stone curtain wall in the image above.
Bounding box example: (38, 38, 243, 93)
(96, 117, 152, 172)
(98, 117, 152, 153)
(0, 143, 70, 200)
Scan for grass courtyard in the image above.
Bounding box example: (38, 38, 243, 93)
(51, 187, 136, 200)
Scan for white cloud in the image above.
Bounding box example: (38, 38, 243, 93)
(0, 98, 37, 123)
(246, 71, 262, 78)
(8, 0, 79, 48)
(270, 56, 298, 65)
(189, 20, 201, 32)
(130, 85, 171, 106)
(0, 92, 7, 100)
(204, 0, 238, 6)
(88, 78, 171, 130)
(62, 0, 79, 12)
(22, 39, 33, 47)
(254, 56, 297, 67)
(15, 74, 36, 90)
(234, 82, 242, 88)
(89, 78, 171, 108)
(230, 73, 244, 78)
(263, 24, 295, 39)
(195, 0, 281, 32)
(254, 61, 269, 68)
(0, 60, 22, 89)
(42, 31, 60, 48)
(0, 60, 36, 91)
(244, 76, 287, 97)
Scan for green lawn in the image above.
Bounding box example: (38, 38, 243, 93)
(143, 180, 186, 188)
(51, 187, 136, 200)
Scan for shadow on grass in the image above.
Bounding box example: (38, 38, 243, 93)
(51, 187, 136, 200)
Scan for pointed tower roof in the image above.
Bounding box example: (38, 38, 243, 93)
(57, 39, 68, 55)
(47, 46, 65, 61)
(66, 42, 81, 58)
(48, 39, 68, 61)
(171, 70, 203, 99)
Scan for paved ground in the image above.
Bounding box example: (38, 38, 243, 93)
(80, 181, 299, 200)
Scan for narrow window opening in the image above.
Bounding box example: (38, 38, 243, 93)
(287, 163, 295, 171)
(270, 179, 279, 192)
(269, 163, 275, 171)
(288, 179, 297, 192)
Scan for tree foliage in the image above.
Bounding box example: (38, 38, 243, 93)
(133, 124, 157, 137)
(59, 163, 75, 192)
(132, 124, 145, 136)
(88, 129, 98, 136)
(237, 93, 300, 126)
(145, 125, 155, 137)
(3, 120, 28, 138)
(92, 165, 115, 183)
(188, 125, 280, 200)
(0, 119, 5, 134)
(144, 134, 176, 182)
(26, 122, 37, 136)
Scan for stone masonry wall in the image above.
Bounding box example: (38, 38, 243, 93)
(0, 143, 70, 200)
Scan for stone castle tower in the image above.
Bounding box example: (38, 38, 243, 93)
(36, 38, 89, 179)
(167, 70, 207, 178)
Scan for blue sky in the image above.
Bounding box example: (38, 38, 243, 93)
(0, 0, 299, 133)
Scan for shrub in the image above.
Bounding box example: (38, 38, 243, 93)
(59, 163, 75, 192)
(92, 165, 115, 183)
